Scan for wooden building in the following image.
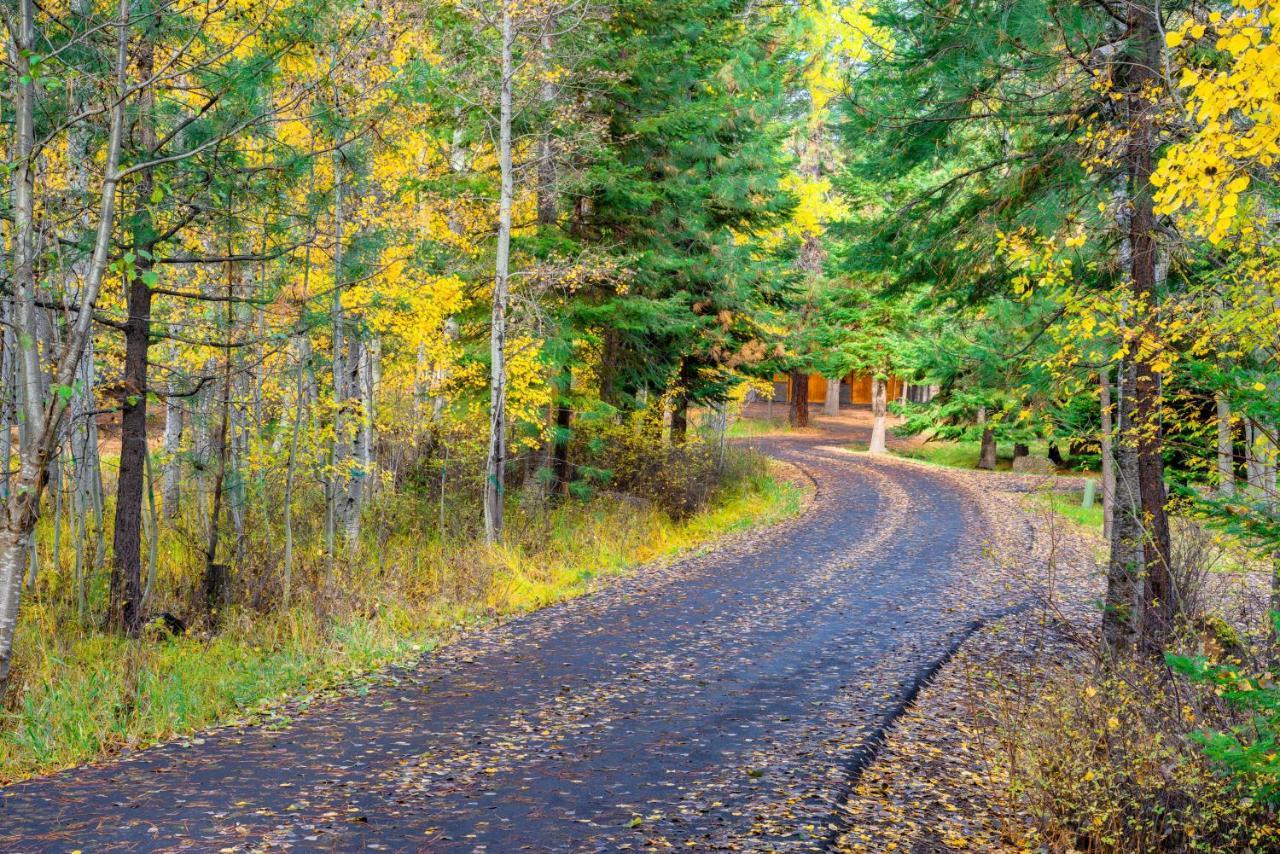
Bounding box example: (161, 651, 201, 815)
(770, 373, 937, 407)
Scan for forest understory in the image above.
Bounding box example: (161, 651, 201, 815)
(1, 415, 802, 783)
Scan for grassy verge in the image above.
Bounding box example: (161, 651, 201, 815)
(890, 438, 1099, 477)
(727, 415, 790, 438)
(1031, 491, 1105, 532)
(1, 462, 805, 783)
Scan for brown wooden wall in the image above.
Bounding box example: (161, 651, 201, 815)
(773, 373, 904, 406)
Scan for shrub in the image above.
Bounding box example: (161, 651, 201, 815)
(994, 656, 1278, 851)
(571, 413, 744, 518)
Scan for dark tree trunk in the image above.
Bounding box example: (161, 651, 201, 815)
(1013, 443, 1030, 459)
(1127, 0, 1175, 655)
(107, 20, 157, 637)
(978, 428, 997, 470)
(600, 327, 620, 407)
(788, 371, 809, 428)
(1105, 359, 1142, 654)
(551, 365, 573, 496)
(107, 272, 151, 637)
(671, 360, 694, 444)
(671, 399, 688, 445)
(1047, 442, 1065, 466)
(1136, 351, 1174, 651)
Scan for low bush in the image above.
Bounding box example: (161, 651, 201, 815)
(0, 438, 800, 783)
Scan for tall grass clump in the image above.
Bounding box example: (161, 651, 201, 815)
(0, 420, 801, 783)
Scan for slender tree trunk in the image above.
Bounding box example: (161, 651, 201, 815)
(1100, 366, 1116, 541)
(140, 447, 158, 610)
(204, 279, 235, 619)
(537, 21, 558, 227)
(551, 365, 573, 496)
(868, 376, 888, 454)
(484, 1, 515, 544)
(1217, 392, 1235, 499)
(975, 406, 995, 470)
(0, 322, 13, 503)
(672, 360, 697, 445)
(327, 90, 347, 572)
(282, 339, 307, 609)
(0, 0, 129, 694)
(1105, 358, 1143, 654)
(162, 391, 184, 519)
(823, 377, 840, 416)
(108, 17, 158, 636)
(978, 428, 997, 470)
(788, 371, 809, 428)
(671, 399, 688, 446)
(65, 0, 103, 559)
(1127, 2, 1174, 653)
(599, 327, 620, 407)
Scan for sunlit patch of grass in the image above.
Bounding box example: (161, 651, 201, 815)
(893, 439, 996, 470)
(1033, 491, 1105, 532)
(889, 438, 1098, 476)
(727, 416, 790, 438)
(0, 459, 805, 783)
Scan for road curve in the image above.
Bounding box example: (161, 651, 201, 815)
(0, 427, 1033, 852)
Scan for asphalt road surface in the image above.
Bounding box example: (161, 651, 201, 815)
(0, 425, 1031, 852)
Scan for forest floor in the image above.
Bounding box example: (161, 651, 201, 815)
(0, 411, 1098, 851)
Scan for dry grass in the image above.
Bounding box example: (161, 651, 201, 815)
(1, 448, 804, 783)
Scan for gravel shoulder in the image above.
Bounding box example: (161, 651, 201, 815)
(831, 456, 1103, 852)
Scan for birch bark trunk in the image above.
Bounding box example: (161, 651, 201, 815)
(0, 0, 130, 694)
(484, 1, 515, 544)
(1100, 367, 1116, 541)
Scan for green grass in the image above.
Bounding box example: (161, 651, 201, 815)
(726, 415, 790, 438)
(894, 439, 996, 470)
(890, 438, 1098, 476)
(1032, 491, 1105, 531)
(0, 463, 806, 783)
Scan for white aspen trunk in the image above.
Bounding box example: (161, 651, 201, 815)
(1248, 420, 1266, 495)
(433, 318, 459, 423)
(71, 455, 88, 622)
(0, 0, 129, 693)
(432, 120, 467, 423)
(0, 324, 13, 502)
(140, 448, 158, 609)
(868, 377, 888, 454)
(366, 337, 380, 469)
(328, 128, 347, 569)
(162, 390, 184, 519)
(823, 378, 840, 416)
(70, 337, 103, 539)
(1100, 367, 1116, 541)
(1217, 392, 1235, 499)
(340, 335, 366, 553)
(11, 0, 43, 452)
(484, 1, 515, 545)
(282, 338, 308, 608)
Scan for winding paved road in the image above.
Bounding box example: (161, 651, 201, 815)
(0, 422, 1035, 852)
